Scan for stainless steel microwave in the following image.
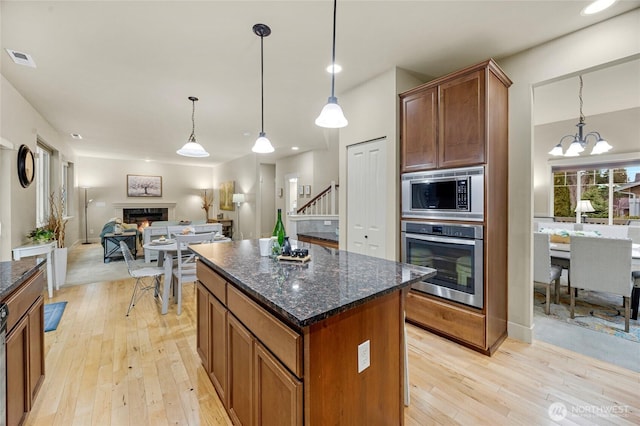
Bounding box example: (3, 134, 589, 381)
(401, 166, 484, 221)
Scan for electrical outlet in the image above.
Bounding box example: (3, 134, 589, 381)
(358, 340, 370, 373)
(324, 220, 331, 225)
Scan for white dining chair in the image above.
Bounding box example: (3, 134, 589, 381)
(172, 232, 216, 315)
(120, 241, 164, 316)
(533, 232, 563, 314)
(569, 235, 633, 332)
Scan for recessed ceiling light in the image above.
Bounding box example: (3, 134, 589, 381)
(291, 146, 299, 151)
(326, 64, 342, 74)
(582, 0, 617, 15)
(5, 49, 36, 68)
(70, 133, 83, 140)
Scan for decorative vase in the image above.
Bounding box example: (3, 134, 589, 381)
(54, 247, 68, 288)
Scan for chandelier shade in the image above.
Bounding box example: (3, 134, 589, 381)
(316, 0, 348, 129)
(177, 96, 210, 157)
(251, 23, 275, 154)
(548, 76, 611, 157)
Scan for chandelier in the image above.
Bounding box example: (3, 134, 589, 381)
(548, 76, 612, 157)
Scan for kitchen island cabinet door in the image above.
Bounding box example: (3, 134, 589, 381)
(6, 315, 29, 426)
(401, 86, 438, 172)
(28, 295, 45, 403)
(209, 293, 228, 407)
(196, 283, 211, 370)
(227, 315, 254, 426)
(254, 343, 302, 426)
(438, 69, 486, 168)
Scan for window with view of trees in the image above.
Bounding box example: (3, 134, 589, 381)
(553, 163, 640, 222)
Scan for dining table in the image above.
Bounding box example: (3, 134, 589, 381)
(143, 236, 231, 314)
(550, 242, 640, 320)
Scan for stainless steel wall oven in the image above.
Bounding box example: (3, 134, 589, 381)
(401, 221, 484, 309)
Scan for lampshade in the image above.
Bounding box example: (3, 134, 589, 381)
(575, 200, 595, 213)
(315, 97, 348, 128)
(232, 193, 245, 204)
(177, 96, 210, 158)
(252, 132, 274, 154)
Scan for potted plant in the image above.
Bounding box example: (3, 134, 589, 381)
(28, 226, 54, 243)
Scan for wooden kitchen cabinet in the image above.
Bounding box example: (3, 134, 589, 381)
(4, 268, 45, 426)
(401, 86, 438, 172)
(400, 59, 509, 172)
(227, 315, 254, 426)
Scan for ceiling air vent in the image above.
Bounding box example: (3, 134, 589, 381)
(5, 49, 36, 68)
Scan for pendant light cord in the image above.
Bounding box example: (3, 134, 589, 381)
(260, 33, 265, 134)
(330, 0, 337, 99)
(190, 97, 197, 142)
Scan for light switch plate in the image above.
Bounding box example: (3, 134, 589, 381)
(358, 340, 370, 373)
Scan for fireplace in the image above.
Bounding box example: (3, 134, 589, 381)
(123, 208, 168, 228)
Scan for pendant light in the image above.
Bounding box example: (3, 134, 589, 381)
(252, 23, 275, 154)
(548, 76, 612, 157)
(315, 0, 348, 128)
(177, 96, 210, 157)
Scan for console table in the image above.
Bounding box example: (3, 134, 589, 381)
(12, 240, 57, 297)
(207, 218, 233, 239)
(103, 232, 137, 263)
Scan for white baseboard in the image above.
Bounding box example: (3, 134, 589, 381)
(507, 320, 533, 344)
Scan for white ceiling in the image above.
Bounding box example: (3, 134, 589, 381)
(2, 1, 639, 166)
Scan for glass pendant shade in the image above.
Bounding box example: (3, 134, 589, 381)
(548, 144, 564, 156)
(177, 139, 210, 157)
(590, 138, 612, 155)
(315, 96, 348, 128)
(252, 132, 274, 153)
(564, 139, 584, 157)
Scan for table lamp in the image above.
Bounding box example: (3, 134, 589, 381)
(575, 199, 595, 223)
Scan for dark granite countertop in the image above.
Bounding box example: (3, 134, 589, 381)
(191, 239, 435, 330)
(0, 258, 46, 301)
(296, 232, 338, 243)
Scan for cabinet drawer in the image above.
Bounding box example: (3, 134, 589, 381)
(227, 286, 302, 378)
(406, 290, 485, 349)
(5, 268, 45, 333)
(197, 262, 226, 304)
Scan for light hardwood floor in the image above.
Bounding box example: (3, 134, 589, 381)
(27, 278, 639, 425)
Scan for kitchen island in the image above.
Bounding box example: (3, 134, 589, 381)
(191, 239, 435, 425)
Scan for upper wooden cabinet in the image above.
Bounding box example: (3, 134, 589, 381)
(400, 59, 511, 172)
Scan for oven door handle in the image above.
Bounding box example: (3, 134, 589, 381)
(403, 233, 479, 246)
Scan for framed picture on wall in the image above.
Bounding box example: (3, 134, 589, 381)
(127, 175, 162, 197)
(220, 181, 235, 211)
(304, 185, 311, 195)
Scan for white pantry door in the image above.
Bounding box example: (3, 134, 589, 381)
(347, 138, 387, 258)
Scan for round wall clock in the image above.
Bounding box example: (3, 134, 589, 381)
(17, 144, 35, 188)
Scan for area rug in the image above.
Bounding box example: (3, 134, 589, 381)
(64, 243, 131, 286)
(44, 301, 67, 332)
(534, 284, 640, 343)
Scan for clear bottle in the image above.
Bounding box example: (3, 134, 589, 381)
(272, 209, 286, 254)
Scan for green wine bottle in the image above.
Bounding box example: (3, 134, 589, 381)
(272, 208, 286, 250)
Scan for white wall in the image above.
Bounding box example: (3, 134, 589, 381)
(259, 163, 276, 238)
(500, 8, 640, 342)
(339, 67, 423, 260)
(1, 75, 77, 259)
(213, 154, 259, 240)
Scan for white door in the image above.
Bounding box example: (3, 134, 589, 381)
(347, 138, 387, 257)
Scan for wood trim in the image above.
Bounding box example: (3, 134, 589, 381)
(296, 235, 338, 249)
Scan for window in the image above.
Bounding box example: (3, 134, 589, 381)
(35, 143, 51, 227)
(553, 163, 640, 222)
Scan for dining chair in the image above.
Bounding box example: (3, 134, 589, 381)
(120, 241, 164, 316)
(533, 232, 563, 314)
(569, 235, 633, 332)
(172, 232, 216, 315)
(167, 225, 192, 238)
